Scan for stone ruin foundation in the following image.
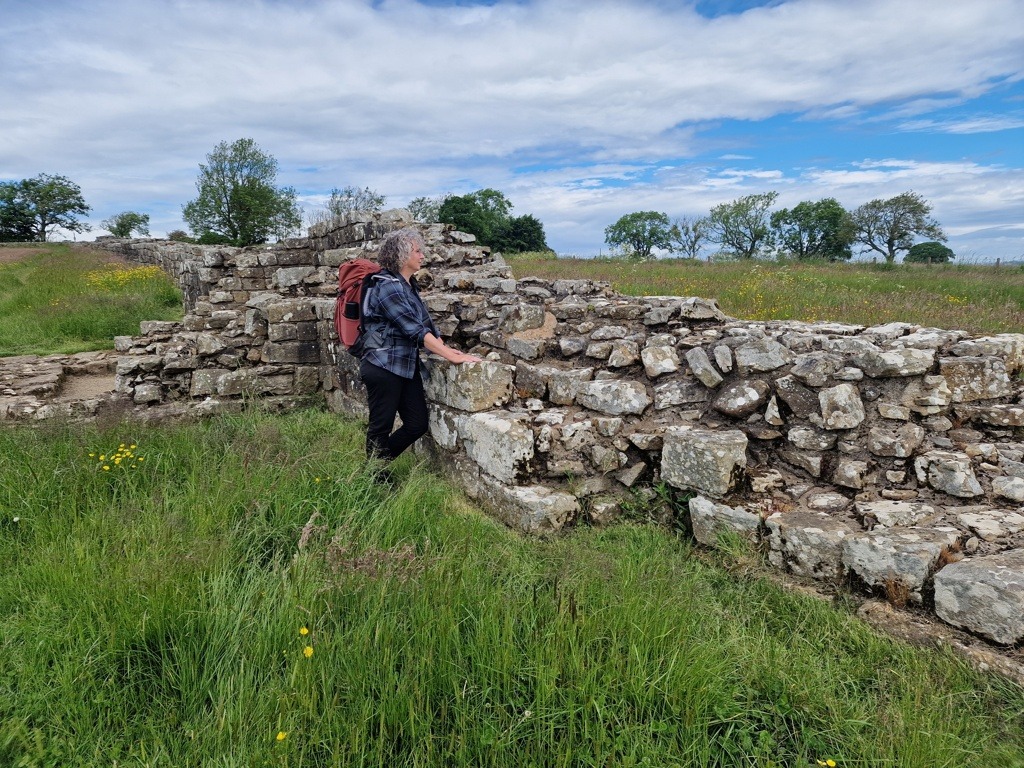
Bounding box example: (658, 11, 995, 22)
(3, 210, 1024, 667)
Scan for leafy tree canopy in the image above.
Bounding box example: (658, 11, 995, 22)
(0, 173, 91, 242)
(706, 191, 778, 259)
(669, 215, 710, 260)
(438, 189, 548, 253)
(905, 241, 955, 264)
(604, 211, 672, 261)
(851, 191, 945, 263)
(182, 138, 301, 247)
(326, 186, 386, 216)
(101, 211, 150, 238)
(770, 198, 854, 261)
(407, 194, 449, 224)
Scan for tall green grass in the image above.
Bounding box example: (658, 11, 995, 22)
(507, 254, 1024, 335)
(0, 244, 182, 356)
(2, 409, 1022, 766)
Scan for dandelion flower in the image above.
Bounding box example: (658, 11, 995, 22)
(303, 645, 314, 658)
(276, 730, 288, 741)
(103, 466, 110, 471)
(299, 626, 309, 636)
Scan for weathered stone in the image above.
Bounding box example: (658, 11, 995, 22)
(791, 351, 844, 387)
(935, 550, 1024, 644)
(957, 509, 1024, 541)
(833, 459, 870, 489)
(819, 383, 865, 430)
(678, 297, 725, 320)
(836, 339, 935, 377)
(424, 360, 514, 412)
(735, 338, 793, 374)
(653, 379, 709, 410)
(713, 345, 733, 373)
(577, 380, 651, 416)
(712, 379, 770, 417)
(559, 337, 586, 356)
(940, 356, 1013, 404)
(993, 476, 1024, 503)
(189, 368, 229, 397)
(856, 499, 936, 528)
(766, 510, 857, 580)
(607, 340, 640, 368)
(548, 368, 594, 405)
(901, 375, 953, 416)
(688, 496, 760, 546)
(460, 411, 535, 484)
(591, 325, 629, 340)
(641, 346, 681, 378)
(955, 404, 1024, 428)
(775, 375, 820, 419)
(867, 424, 925, 458)
(133, 383, 162, 404)
(914, 450, 983, 498)
(662, 428, 747, 497)
(843, 527, 960, 600)
(685, 347, 723, 387)
(506, 337, 546, 360)
(788, 426, 837, 451)
(781, 449, 823, 477)
(950, 334, 1024, 373)
(498, 302, 545, 333)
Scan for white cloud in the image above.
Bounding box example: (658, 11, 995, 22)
(0, 0, 1022, 258)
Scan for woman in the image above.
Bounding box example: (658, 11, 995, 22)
(359, 228, 480, 464)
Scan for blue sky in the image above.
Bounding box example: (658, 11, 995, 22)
(1, 0, 1022, 261)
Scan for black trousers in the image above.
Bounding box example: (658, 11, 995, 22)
(359, 359, 429, 461)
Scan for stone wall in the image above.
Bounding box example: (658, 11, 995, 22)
(95, 211, 1024, 647)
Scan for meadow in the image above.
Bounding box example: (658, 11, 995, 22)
(2, 245, 1024, 765)
(506, 253, 1024, 335)
(2, 410, 1024, 767)
(0, 243, 182, 356)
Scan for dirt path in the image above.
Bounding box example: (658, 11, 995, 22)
(0, 246, 46, 263)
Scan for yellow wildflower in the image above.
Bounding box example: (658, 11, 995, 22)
(299, 626, 309, 636)
(303, 645, 314, 658)
(102, 466, 110, 471)
(276, 730, 288, 741)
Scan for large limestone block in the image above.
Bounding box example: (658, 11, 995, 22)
(939, 356, 1013, 403)
(842, 527, 960, 601)
(832, 339, 935, 377)
(819, 383, 865, 430)
(913, 450, 983, 498)
(548, 368, 594, 405)
(576, 380, 652, 416)
(684, 347, 723, 387)
(712, 379, 770, 417)
(867, 423, 925, 458)
(954, 404, 1024, 428)
(934, 550, 1024, 645)
(766, 510, 857, 580)
(424, 360, 513, 412)
(662, 427, 747, 498)
(854, 499, 936, 528)
(459, 411, 535, 484)
(688, 496, 760, 546)
(735, 339, 793, 373)
(642, 346, 681, 378)
(950, 334, 1024, 374)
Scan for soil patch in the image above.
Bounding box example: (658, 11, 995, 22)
(0, 247, 46, 264)
(55, 373, 116, 401)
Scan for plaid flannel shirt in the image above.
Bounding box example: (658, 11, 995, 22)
(360, 270, 439, 379)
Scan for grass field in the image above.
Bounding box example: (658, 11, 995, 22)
(0, 243, 182, 356)
(507, 253, 1024, 335)
(2, 410, 1023, 767)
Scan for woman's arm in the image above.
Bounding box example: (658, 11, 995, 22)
(423, 333, 481, 364)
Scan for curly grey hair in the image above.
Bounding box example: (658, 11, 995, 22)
(377, 228, 425, 273)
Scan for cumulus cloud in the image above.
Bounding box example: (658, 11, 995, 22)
(0, 0, 1022, 259)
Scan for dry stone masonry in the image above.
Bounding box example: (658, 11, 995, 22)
(4, 209, 1024, 649)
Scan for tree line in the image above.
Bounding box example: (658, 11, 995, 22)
(0, 138, 952, 264)
(604, 191, 952, 263)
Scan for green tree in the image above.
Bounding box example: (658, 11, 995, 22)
(770, 198, 854, 261)
(905, 241, 955, 264)
(851, 191, 945, 263)
(669, 215, 709, 260)
(0, 184, 35, 242)
(438, 189, 514, 247)
(407, 194, 448, 224)
(101, 211, 150, 238)
(604, 211, 672, 261)
(492, 214, 550, 253)
(326, 186, 386, 216)
(0, 173, 91, 241)
(182, 138, 301, 247)
(706, 191, 778, 259)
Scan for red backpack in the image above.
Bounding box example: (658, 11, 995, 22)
(334, 258, 382, 353)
